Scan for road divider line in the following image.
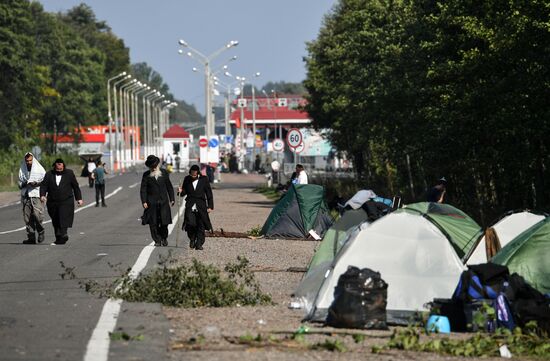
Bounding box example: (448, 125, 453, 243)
(0, 186, 123, 235)
(128, 182, 140, 189)
(83, 199, 185, 361)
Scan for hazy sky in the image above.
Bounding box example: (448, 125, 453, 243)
(37, 0, 336, 115)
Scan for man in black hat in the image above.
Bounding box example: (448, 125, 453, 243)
(140, 155, 175, 246)
(426, 177, 447, 203)
(177, 164, 214, 250)
(40, 159, 83, 245)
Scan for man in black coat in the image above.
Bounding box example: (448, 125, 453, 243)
(40, 158, 83, 245)
(140, 155, 175, 246)
(177, 164, 213, 250)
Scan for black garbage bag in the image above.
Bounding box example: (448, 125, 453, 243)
(326, 266, 388, 329)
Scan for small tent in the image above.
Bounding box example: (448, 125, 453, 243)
(492, 217, 550, 295)
(307, 209, 369, 271)
(292, 209, 369, 305)
(467, 211, 547, 265)
(304, 202, 483, 324)
(261, 184, 333, 238)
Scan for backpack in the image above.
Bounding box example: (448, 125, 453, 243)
(452, 264, 509, 302)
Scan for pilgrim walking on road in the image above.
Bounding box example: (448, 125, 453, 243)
(178, 164, 214, 250)
(40, 159, 83, 245)
(18, 152, 46, 244)
(140, 155, 175, 247)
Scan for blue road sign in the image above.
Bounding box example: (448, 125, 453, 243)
(209, 138, 219, 148)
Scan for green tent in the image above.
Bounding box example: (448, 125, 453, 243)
(306, 208, 368, 272)
(261, 184, 333, 238)
(404, 202, 483, 260)
(492, 217, 550, 294)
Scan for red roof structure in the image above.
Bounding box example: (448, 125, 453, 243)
(229, 95, 311, 127)
(163, 124, 190, 138)
(55, 133, 106, 143)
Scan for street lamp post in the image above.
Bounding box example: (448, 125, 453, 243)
(150, 95, 165, 156)
(107, 72, 126, 173)
(126, 83, 146, 166)
(142, 90, 158, 156)
(133, 86, 150, 165)
(119, 80, 138, 170)
(112, 75, 132, 172)
(178, 39, 238, 158)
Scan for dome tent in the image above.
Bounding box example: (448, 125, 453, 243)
(467, 210, 547, 265)
(261, 184, 333, 239)
(304, 202, 483, 325)
(492, 216, 550, 295)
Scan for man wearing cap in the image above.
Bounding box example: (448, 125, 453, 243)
(140, 155, 175, 246)
(426, 177, 447, 203)
(177, 164, 213, 250)
(40, 159, 83, 245)
(18, 152, 46, 244)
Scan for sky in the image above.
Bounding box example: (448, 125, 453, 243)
(37, 0, 337, 115)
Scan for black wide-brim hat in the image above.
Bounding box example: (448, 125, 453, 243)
(145, 155, 160, 168)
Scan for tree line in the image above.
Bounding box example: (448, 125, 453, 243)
(0, 1, 202, 175)
(303, 0, 550, 225)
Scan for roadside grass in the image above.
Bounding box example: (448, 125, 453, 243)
(247, 225, 263, 237)
(61, 254, 273, 308)
(0, 185, 18, 192)
(254, 186, 280, 201)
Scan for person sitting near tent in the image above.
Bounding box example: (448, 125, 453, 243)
(427, 177, 447, 203)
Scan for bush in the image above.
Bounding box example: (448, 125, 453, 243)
(77, 256, 273, 307)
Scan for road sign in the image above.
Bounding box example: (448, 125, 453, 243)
(272, 138, 284, 152)
(199, 138, 208, 148)
(286, 128, 303, 149)
(237, 98, 247, 108)
(290, 142, 305, 154)
(209, 138, 219, 148)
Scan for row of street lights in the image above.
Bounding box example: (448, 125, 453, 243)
(106, 72, 177, 171)
(178, 39, 265, 170)
(178, 39, 239, 145)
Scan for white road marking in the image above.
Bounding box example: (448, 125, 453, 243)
(0, 186, 123, 235)
(83, 200, 185, 361)
(128, 182, 140, 189)
(0, 200, 21, 209)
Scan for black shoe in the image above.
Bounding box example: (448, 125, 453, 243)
(189, 239, 196, 249)
(161, 239, 168, 247)
(102, 203, 107, 207)
(22, 239, 36, 245)
(37, 232, 45, 243)
(154, 242, 161, 246)
(95, 203, 99, 207)
(195, 246, 204, 250)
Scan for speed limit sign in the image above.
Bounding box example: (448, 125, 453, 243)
(272, 138, 285, 152)
(286, 128, 303, 149)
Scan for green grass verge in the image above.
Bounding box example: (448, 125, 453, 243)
(254, 186, 281, 201)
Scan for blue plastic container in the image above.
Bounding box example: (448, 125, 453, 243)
(426, 315, 451, 334)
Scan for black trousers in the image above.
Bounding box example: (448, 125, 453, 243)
(149, 224, 168, 244)
(186, 211, 205, 248)
(54, 227, 68, 244)
(95, 183, 105, 205)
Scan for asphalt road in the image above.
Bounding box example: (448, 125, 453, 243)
(0, 171, 182, 361)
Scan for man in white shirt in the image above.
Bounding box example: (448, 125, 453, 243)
(295, 164, 308, 185)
